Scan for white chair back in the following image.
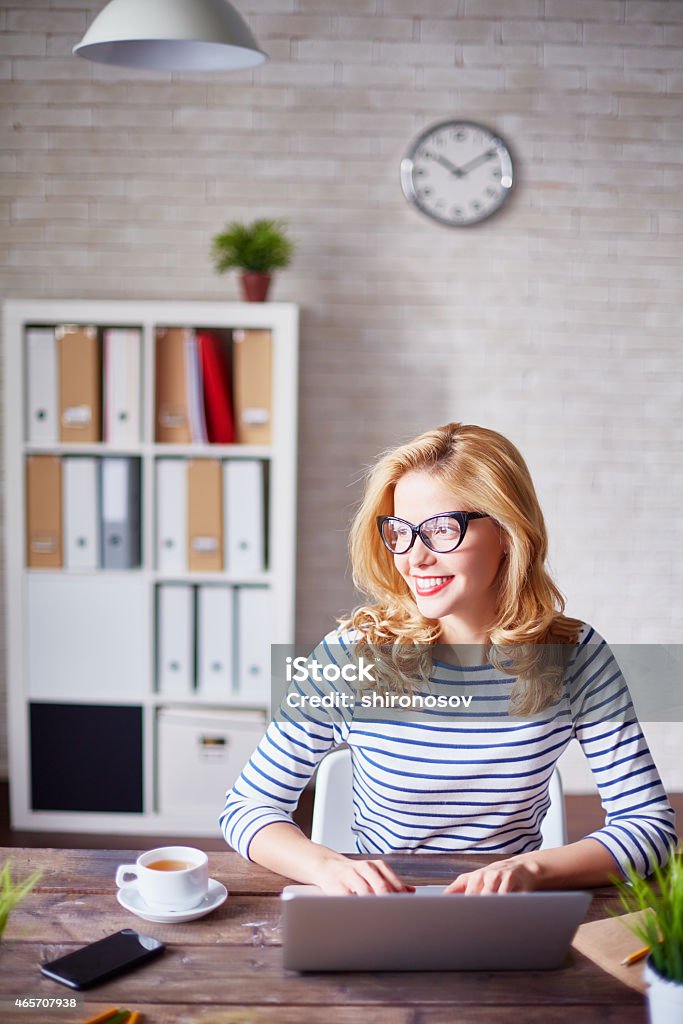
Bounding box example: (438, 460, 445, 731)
(310, 745, 567, 852)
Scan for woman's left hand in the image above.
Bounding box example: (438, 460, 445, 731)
(444, 855, 542, 894)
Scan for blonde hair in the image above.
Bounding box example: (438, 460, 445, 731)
(337, 422, 582, 716)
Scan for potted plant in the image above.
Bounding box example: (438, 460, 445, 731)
(0, 859, 42, 939)
(211, 218, 294, 302)
(609, 846, 683, 1023)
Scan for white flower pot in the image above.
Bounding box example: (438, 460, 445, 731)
(644, 956, 683, 1024)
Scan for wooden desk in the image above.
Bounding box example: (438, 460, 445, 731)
(0, 847, 646, 1023)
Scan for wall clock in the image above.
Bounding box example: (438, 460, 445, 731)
(400, 120, 514, 227)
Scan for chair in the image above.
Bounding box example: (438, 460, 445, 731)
(310, 745, 567, 852)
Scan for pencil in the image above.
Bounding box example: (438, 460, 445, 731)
(621, 945, 650, 966)
(80, 1009, 121, 1024)
(127, 1013, 142, 1024)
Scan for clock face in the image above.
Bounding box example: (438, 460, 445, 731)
(400, 120, 514, 227)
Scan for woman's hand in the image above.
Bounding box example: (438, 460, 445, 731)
(444, 855, 542, 894)
(313, 853, 416, 895)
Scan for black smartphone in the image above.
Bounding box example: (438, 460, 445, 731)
(40, 929, 165, 989)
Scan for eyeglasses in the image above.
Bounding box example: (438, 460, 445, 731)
(376, 511, 490, 555)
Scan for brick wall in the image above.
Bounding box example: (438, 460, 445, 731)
(1, 0, 682, 791)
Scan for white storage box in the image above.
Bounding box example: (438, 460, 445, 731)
(157, 707, 266, 814)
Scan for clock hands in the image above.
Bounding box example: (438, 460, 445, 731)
(456, 148, 498, 176)
(424, 147, 498, 178)
(423, 150, 462, 175)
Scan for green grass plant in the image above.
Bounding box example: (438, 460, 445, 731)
(0, 859, 42, 939)
(609, 847, 683, 983)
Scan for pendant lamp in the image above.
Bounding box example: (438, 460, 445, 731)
(73, 0, 267, 71)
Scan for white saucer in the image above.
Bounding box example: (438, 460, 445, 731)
(116, 877, 228, 924)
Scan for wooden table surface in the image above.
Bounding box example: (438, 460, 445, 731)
(0, 847, 646, 1023)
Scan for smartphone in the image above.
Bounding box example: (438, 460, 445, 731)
(40, 929, 165, 989)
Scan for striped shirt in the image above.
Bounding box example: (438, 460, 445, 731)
(219, 622, 677, 879)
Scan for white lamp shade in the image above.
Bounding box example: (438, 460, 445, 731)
(73, 0, 267, 71)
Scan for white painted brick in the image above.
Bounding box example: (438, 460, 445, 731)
(339, 63, 416, 87)
(501, 19, 578, 42)
(421, 65, 504, 89)
(3, 129, 47, 150)
(621, 141, 682, 165)
(125, 83, 208, 105)
(547, 0, 625, 19)
(504, 67, 585, 90)
(535, 91, 613, 114)
(207, 85, 290, 107)
(35, 82, 130, 104)
(420, 18, 499, 43)
(89, 63, 173, 84)
(373, 40, 456, 65)
(258, 60, 334, 84)
(586, 69, 665, 94)
(662, 26, 683, 46)
(48, 176, 125, 197)
(250, 14, 333, 37)
(50, 129, 129, 151)
(1, 105, 91, 127)
(381, 0, 463, 14)
(12, 198, 89, 219)
(10, 57, 92, 80)
(625, 46, 683, 70)
(333, 110, 415, 134)
(0, 32, 46, 56)
(627, 2, 683, 24)
(465, 0, 541, 16)
(584, 22, 662, 46)
(254, 156, 338, 179)
(240, 0, 296, 12)
(544, 44, 624, 67)
(6, 8, 85, 32)
(171, 107, 253, 130)
(0, 175, 43, 197)
(252, 106, 332, 131)
(618, 94, 683, 116)
(463, 43, 538, 66)
(296, 38, 373, 62)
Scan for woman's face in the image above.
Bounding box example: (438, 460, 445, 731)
(391, 470, 507, 626)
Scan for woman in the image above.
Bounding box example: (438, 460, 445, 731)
(220, 423, 677, 894)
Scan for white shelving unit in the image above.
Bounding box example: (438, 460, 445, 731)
(3, 299, 298, 835)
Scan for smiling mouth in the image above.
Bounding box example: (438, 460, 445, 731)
(413, 575, 454, 596)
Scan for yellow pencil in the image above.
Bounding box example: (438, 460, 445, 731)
(621, 944, 651, 966)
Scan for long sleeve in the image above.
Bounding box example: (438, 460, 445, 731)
(219, 629, 355, 860)
(219, 717, 334, 860)
(567, 625, 678, 879)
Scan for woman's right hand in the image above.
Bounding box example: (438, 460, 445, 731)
(246, 822, 415, 895)
(312, 851, 416, 895)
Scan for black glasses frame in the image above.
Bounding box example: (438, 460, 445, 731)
(376, 511, 490, 555)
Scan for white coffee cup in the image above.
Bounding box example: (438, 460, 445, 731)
(115, 846, 209, 911)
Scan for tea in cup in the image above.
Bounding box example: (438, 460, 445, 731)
(116, 846, 209, 911)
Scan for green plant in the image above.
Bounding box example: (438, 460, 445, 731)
(211, 218, 294, 274)
(609, 846, 683, 983)
(0, 860, 42, 939)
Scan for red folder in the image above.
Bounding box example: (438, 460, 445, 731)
(197, 331, 235, 444)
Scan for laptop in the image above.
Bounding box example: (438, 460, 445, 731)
(281, 884, 592, 972)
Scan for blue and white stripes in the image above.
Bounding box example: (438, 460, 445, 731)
(219, 623, 677, 879)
